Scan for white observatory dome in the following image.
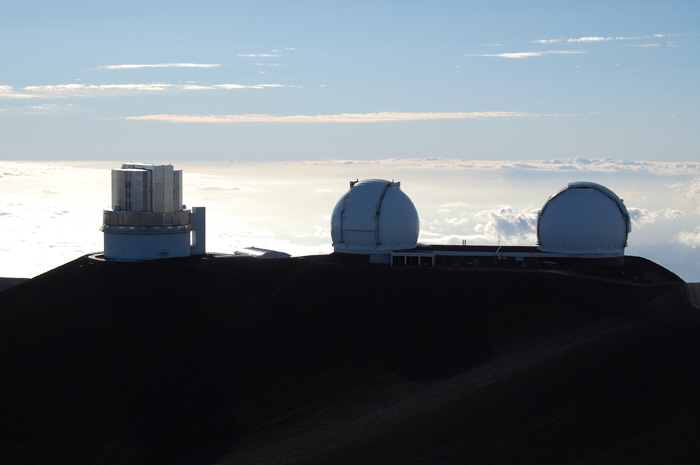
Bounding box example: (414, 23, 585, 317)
(537, 182, 631, 256)
(331, 179, 419, 257)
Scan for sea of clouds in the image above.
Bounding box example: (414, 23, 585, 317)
(2, 158, 699, 281)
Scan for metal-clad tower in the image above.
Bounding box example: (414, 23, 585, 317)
(101, 163, 206, 261)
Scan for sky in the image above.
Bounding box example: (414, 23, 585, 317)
(1, 1, 699, 280)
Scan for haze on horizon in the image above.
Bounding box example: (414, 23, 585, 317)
(1, 1, 699, 279)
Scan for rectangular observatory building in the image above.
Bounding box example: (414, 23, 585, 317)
(101, 163, 205, 261)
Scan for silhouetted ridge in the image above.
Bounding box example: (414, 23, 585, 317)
(1, 254, 698, 464)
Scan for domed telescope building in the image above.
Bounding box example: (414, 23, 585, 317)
(537, 181, 631, 260)
(378, 180, 632, 270)
(101, 163, 206, 261)
(331, 179, 419, 264)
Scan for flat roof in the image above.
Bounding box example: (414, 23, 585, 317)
(407, 245, 540, 253)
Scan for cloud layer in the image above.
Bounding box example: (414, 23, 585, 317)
(288, 157, 700, 176)
(628, 207, 685, 227)
(97, 63, 220, 69)
(126, 111, 535, 123)
(676, 228, 700, 248)
(3, 160, 700, 280)
(0, 82, 293, 99)
(0, 85, 40, 99)
(467, 50, 585, 59)
(472, 33, 689, 59)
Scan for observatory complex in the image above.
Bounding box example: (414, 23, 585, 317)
(331, 179, 632, 269)
(98, 164, 630, 272)
(101, 163, 206, 261)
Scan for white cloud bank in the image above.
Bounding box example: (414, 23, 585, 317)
(126, 111, 537, 124)
(3, 159, 700, 280)
(676, 177, 700, 200)
(676, 228, 700, 248)
(473, 207, 539, 243)
(628, 207, 685, 227)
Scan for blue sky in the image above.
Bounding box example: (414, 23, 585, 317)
(1, 0, 698, 161)
(2, 1, 700, 280)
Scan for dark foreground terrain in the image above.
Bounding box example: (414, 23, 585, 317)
(0, 277, 28, 292)
(1, 254, 699, 464)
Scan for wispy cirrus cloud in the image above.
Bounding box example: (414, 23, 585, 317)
(240, 48, 296, 58)
(567, 36, 614, 43)
(215, 83, 285, 89)
(126, 111, 535, 124)
(567, 33, 674, 43)
(623, 43, 675, 48)
(178, 83, 287, 90)
(97, 63, 220, 69)
(530, 33, 681, 45)
(1, 82, 290, 99)
(23, 83, 173, 96)
(4, 104, 78, 115)
(467, 50, 585, 59)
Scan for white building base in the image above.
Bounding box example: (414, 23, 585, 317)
(104, 230, 191, 261)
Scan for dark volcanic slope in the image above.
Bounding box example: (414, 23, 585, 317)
(1, 255, 699, 465)
(0, 277, 28, 292)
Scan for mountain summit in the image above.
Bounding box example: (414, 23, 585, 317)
(1, 254, 699, 464)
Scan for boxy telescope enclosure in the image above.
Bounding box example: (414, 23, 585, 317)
(101, 163, 205, 261)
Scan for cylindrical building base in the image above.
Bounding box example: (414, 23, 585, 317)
(104, 231, 191, 261)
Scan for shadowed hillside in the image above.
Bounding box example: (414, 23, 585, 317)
(1, 254, 699, 464)
(0, 278, 28, 292)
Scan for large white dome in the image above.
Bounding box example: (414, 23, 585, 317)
(331, 179, 419, 254)
(537, 182, 631, 256)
